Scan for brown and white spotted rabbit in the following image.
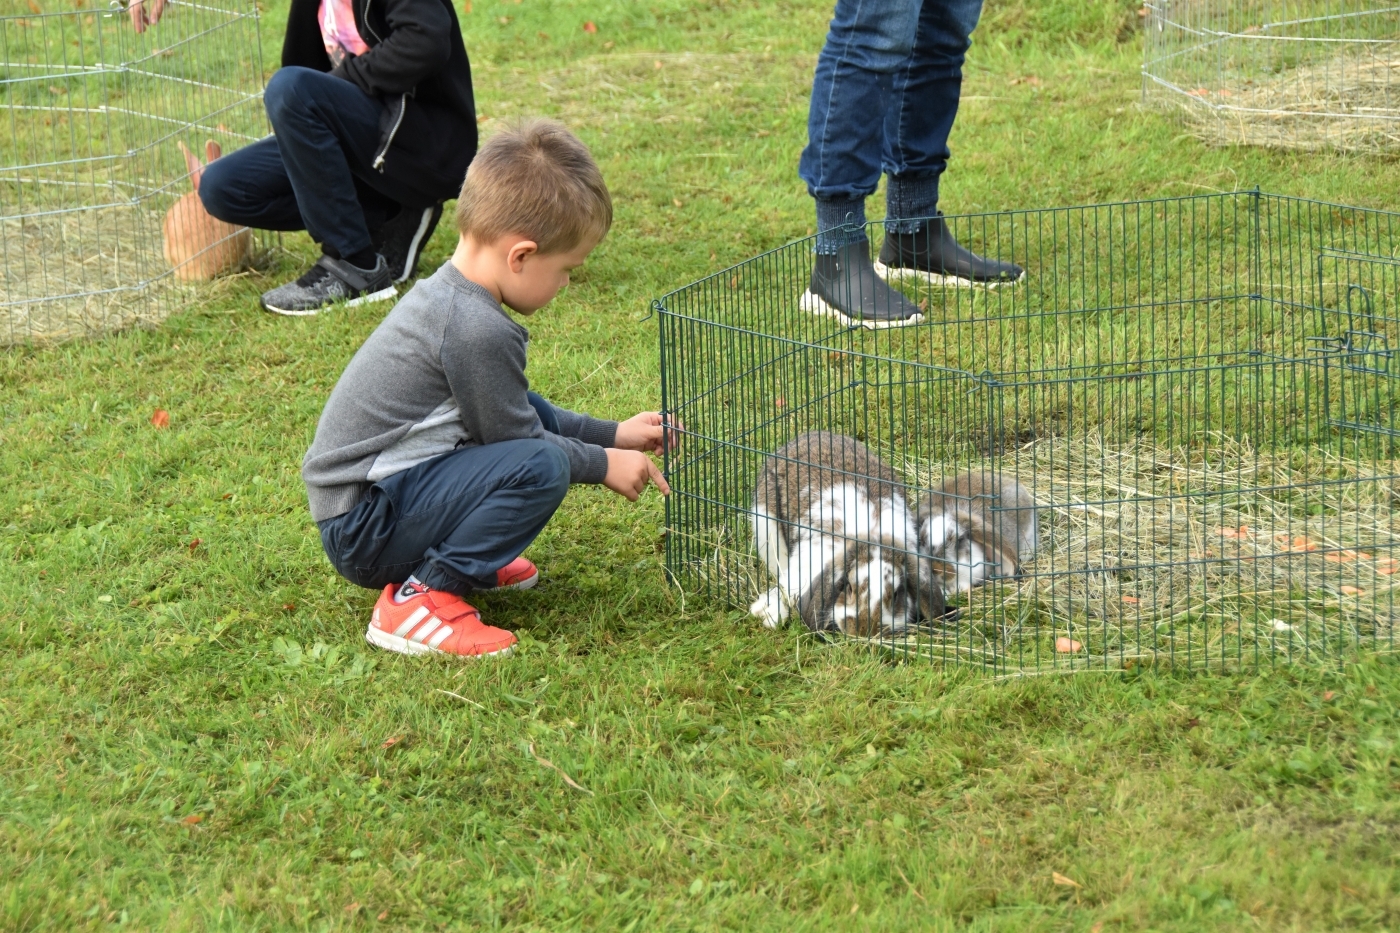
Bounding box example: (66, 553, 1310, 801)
(917, 471, 1038, 594)
(749, 431, 945, 635)
(162, 140, 252, 282)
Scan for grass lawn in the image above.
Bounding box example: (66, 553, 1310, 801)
(4, 0, 1400, 928)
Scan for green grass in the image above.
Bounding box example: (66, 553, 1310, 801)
(4, 0, 1400, 928)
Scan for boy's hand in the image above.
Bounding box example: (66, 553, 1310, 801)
(604, 449, 670, 501)
(615, 412, 685, 455)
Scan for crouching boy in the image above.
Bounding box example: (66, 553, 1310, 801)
(303, 119, 672, 658)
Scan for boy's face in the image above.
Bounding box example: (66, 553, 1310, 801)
(501, 238, 597, 315)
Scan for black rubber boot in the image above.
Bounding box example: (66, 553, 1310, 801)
(799, 240, 924, 329)
(875, 213, 1024, 287)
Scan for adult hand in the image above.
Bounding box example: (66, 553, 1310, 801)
(128, 0, 168, 34)
(603, 449, 670, 501)
(614, 411, 685, 455)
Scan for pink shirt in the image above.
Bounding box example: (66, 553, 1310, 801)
(319, 0, 369, 68)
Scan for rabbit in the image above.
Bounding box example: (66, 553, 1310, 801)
(749, 431, 945, 636)
(917, 471, 1038, 594)
(162, 140, 252, 282)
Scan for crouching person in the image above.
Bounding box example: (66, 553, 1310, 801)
(302, 119, 673, 658)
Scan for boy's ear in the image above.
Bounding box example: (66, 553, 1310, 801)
(506, 239, 540, 272)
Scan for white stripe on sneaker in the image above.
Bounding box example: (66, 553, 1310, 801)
(426, 626, 453, 648)
(409, 617, 442, 643)
(392, 606, 430, 638)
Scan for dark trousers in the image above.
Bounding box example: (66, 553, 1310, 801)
(317, 395, 571, 595)
(799, 0, 984, 204)
(199, 67, 413, 261)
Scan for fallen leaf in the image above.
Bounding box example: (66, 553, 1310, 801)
(603, 40, 614, 49)
(151, 409, 170, 428)
(672, 198, 683, 208)
(1091, 923, 1105, 933)
(1055, 636, 1083, 654)
(1322, 691, 1338, 701)
(28, 0, 42, 13)
(775, 397, 785, 408)
(654, 59, 663, 69)
(344, 903, 361, 914)
(537, 30, 548, 38)
(497, 15, 510, 24)
(1216, 526, 1240, 538)
(378, 910, 389, 921)
(728, 276, 738, 288)
(381, 734, 405, 750)
(188, 538, 201, 552)
(181, 813, 204, 825)
(1378, 565, 1398, 575)
(849, 902, 859, 914)
(527, 742, 593, 794)
(1121, 595, 1140, 604)
(461, 0, 470, 12)
(582, 20, 597, 33)
(1188, 87, 1209, 96)
(1340, 884, 1360, 897)
(281, 603, 296, 612)
(1217, 88, 1233, 96)
(221, 492, 233, 499)
(1340, 585, 1363, 596)
(1052, 871, 1082, 888)
(1325, 550, 1359, 563)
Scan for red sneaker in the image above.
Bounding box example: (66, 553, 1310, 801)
(366, 585, 517, 658)
(494, 556, 538, 590)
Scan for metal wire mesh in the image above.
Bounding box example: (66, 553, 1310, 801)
(1143, 0, 1400, 152)
(1, 0, 268, 343)
(655, 192, 1400, 674)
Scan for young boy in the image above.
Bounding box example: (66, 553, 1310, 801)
(303, 119, 672, 658)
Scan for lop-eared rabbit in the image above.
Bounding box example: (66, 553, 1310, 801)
(749, 431, 945, 635)
(917, 471, 1038, 593)
(162, 140, 252, 282)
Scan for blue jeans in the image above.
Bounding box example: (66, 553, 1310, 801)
(800, 0, 983, 227)
(317, 394, 570, 595)
(199, 67, 413, 261)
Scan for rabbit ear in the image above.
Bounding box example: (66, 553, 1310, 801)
(205, 139, 221, 163)
(178, 140, 203, 192)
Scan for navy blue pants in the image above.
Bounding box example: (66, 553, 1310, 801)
(199, 67, 413, 261)
(800, 0, 984, 206)
(318, 395, 571, 595)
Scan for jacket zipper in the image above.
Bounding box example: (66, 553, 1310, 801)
(361, 0, 382, 43)
(373, 93, 407, 171)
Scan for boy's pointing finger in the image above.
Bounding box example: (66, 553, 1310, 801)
(648, 459, 671, 495)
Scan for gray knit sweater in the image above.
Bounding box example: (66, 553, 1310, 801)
(302, 262, 617, 522)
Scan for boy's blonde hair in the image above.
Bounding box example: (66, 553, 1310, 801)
(455, 118, 612, 254)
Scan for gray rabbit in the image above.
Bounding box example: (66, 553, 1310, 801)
(917, 471, 1038, 593)
(750, 431, 946, 635)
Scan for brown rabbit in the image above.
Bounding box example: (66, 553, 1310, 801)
(162, 140, 251, 282)
(749, 431, 945, 636)
(917, 471, 1038, 594)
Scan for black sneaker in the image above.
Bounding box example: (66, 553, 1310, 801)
(875, 213, 1025, 288)
(373, 203, 444, 284)
(260, 254, 397, 316)
(798, 240, 924, 329)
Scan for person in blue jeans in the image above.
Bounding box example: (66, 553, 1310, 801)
(797, 0, 1024, 329)
(131, 0, 478, 315)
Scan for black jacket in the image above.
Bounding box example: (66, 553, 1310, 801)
(282, 0, 477, 206)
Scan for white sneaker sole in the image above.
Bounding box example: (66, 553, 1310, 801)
(873, 259, 1025, 289)
(262, 285, 398, 317)
(798, 289, 924, 330)
(365, 623, 516, 658)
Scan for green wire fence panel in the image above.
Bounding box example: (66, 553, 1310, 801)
(1, 0, 268, 344)
(655, 192, 1400, 674)
(1143, 0, 1400, 153)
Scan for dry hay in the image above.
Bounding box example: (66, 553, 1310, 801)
(670, 432, 1400, 673)
(1165, 45, 1400, 153)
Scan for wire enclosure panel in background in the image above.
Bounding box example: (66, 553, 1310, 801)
(1, 0, 268, 343)
(656, 192, 1400, 674)
(1143, 0, 1400, 152)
